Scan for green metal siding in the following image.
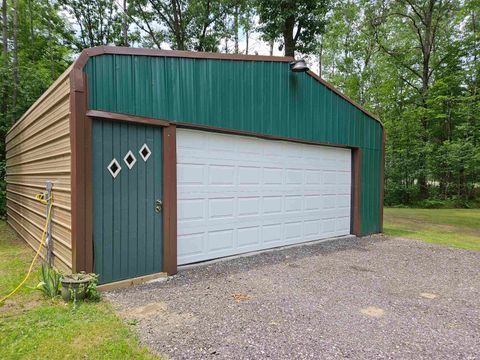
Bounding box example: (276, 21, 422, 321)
(92, 118, 163, 283)
(85, 54, 382, 235)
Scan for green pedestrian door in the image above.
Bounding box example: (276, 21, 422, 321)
(92, 118, 163, 284)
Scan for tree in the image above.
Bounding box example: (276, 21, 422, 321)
(371, 0, 459, 199)
(60, 0, 126, 50)
(128, 0, 236, 51)
(319, 0, 378, 104)
(256, 0, 329, 56)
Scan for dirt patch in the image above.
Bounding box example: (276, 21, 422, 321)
(122, 301, 168, 318)
(120, 301, 197, 329)
(360, 306, 385, 317)
(0, 294, 44, 316)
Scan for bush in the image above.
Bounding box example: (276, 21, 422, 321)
(414, 199, 449, 209)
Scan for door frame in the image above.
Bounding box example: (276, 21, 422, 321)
(88, 110, 177, 277)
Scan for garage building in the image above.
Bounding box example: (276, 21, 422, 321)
(6, 46, 384, 284)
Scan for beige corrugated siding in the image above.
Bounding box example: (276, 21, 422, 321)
(6, 66, 73, 273)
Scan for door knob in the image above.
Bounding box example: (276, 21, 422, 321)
(155, 199, 162, 213)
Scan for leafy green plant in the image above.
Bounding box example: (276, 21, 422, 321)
(36, 263, 61, 299)
(85, 273, 101, 302)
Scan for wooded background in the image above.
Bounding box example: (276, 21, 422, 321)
(1, 0, 478, 214)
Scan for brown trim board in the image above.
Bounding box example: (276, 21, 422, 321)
(163, 124, 177, 275)
(69, 68, 92, 273)
(87, 110, 169, 127)
(351, 148, 362, 236)
(84, 76, 93, 273)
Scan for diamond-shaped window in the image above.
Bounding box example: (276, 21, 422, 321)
(124, 150, 137, 169)
(139, 144, 151, 162)
(107, 158, 122, 178)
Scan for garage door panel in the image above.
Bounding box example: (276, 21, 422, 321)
(237, 226, 261, 248)
(178, 233, 205, 258)
(177, 163, 205, 185)
(238, 196, 261, 216)
(177, 129, 352, 265)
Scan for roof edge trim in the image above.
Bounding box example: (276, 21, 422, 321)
(73, 46, 293, 71)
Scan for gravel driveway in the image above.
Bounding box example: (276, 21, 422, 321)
(106, 235, 480, 359)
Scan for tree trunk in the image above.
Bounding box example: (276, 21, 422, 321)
(282, 14, 295, 57)
(2, 0, 6, 54)
(122, 0, 128, 46)
(233, 5, 239, 54)
(245, 30, 249, 55)
(46, 0, 54, 80)
(28, 0, 34, 42)
(171, 0, 185, 50)
(318, 40, 323, 77)
(12, 0, 18, 124)
(269, 39, 273, 56)
(0, 0, 7, 164)
(417, 0, 436, 199)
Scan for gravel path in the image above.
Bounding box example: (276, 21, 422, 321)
(106, 236, 480, 359)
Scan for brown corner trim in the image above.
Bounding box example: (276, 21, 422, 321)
(351, 148, 362, 236)
(84, 77, 93, 273)
(69, 69, 91, 273)
(163, 124, 177, 275)
(379, 128, 385, 232)
(176, 122, 353, 150)
(87, 109, 170, 127)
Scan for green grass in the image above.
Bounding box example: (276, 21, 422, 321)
(384, 208, 480, 250)
(0, 221, 158, 359)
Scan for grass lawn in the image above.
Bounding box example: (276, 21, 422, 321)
(0, 221, 158, 359)
(384, 208, 480, 250)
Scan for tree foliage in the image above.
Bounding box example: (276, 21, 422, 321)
(320, 0, 479, 206)
(256, 0, 328, 56)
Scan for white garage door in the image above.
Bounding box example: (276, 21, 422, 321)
(177, 129, 352, 265)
